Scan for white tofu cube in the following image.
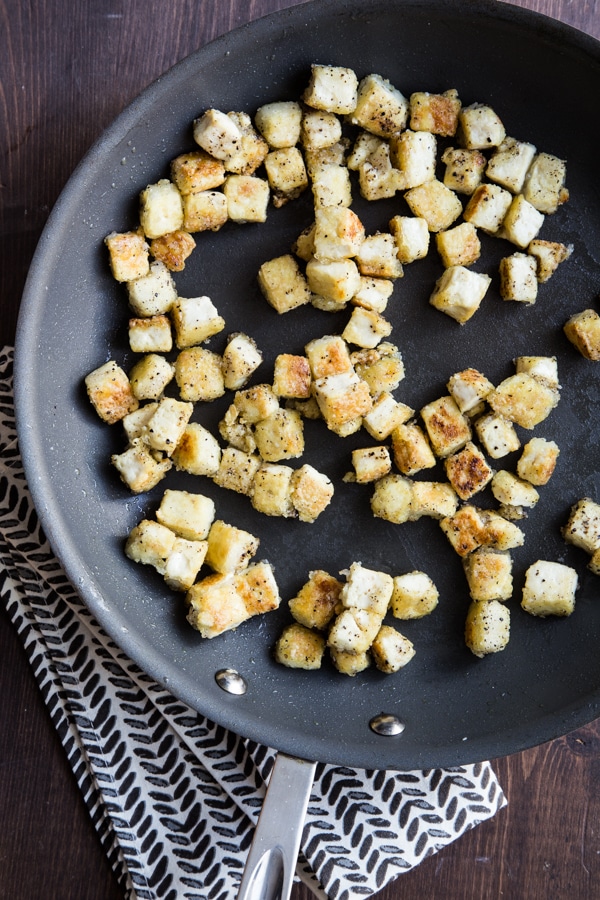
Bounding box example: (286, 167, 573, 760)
(463, 183, 512, 234)
(174, 347, 225, 402)
(156, 489, 216, 541)
(182, 190, 228, 233)
(223, 174, 270, 222)
(311, 163, 353, 208)
(441, 147, 486, 195)
(234, 383, 279, 423)
(435, 222, 481, 268)
(105, 230, 150, 282)
(562, 498, 600, 554)
(193, 108, 243, 159)
(350, 445, 391, 483)
(371, 626, 415, 673)
(474, 412, 520, 459)
(340, 562, 393, 616)
(163, 537, 208, 592)
(144, 397, 194, 454)
(129, 354, 174, 401)
(254, 409, 304, 461)
(290, 464, 334, 523)
(111, 440, 172, 493)
(521, 560, 578, 617)
(213, 447, 261, 495)
(429, 265, 491, 324)
(264, 147, 308, 207)
(351, 277, 394, 313)
(514, 355, 559, 390)
(171, 296, 225, 349)
(485, 136, 537, 193)
(306, 258, 361, 305)
(487, 373, 559, 429)
(499, 253, 538, 304)
(128, 315, 173, 353)
(127, 260, 177, 316)
(500, 195, 545, 249)
(389, 129, 437, 188)
(357, 142, 404, 201)
(463, 549, 513, 602)
(172, 422, 221, 477)
(342, 307, 392, 349)
(85, 360, 139, 424)
(465, 600, 510, 657)
(258, 254, 312, 314)
(139, 180, 184, 239)
(516, 437, 559, 485)
(409, 481, 458, 521)
(491, 470, 539, 510)
(125, 519, 176, 574)
(523, 152, 567, 213)
(370, 473, 414, 524)
(302, 64, 358, 114)
(222, 333, 263, 390)
(391, 571, 439, 619)
(447, 367, 494, 414)
(254, 100, 303, 148)
(301, 108, 342, 149)
(563, 309, 600, 360)
(354, 233, 403, 279)
(251, 464, 295, 517)
(350, 73, 408, 137)
(313, 207, 365, 261)
(205, 519, 260, 574)
(389, 215, 430, 263)
(362, 392, 413, 440)
(458, 103, 506, 149)
(404, 180, 463, 232)
(313, 371, 373, 432)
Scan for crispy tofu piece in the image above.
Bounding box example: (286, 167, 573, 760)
(144, 397, 194, 455)
(474, 412, 521, 459)
(562, 498, 600, 554)
(174, 347, 225, 402)
(223, 174, 270, 222)
(275, 623, 326, 670)
(127, 260, 177, 316)
(313, 371, 373, 432)
(528, 239, 572, 283)
(328, 607, 384, 655)
(391, 571, 439, 619)
(441, 147, 486, 195)
(172, 422, 221, 477)
(222, 333, 263, 390)
(479, 508, 525, 550)
(128, 314, 173, 353)
(311, 163, 353, 208)
(564, 309, 600, 360)
(463, 182, 512, 234)
(439, 504, 488, 557)
(420, 394, 472, 458)
(182, 190, 228, 233)
(220, 111, 269, 175)
(447, 368, 494, 415)
(370, 473, 413, 524)
(234, 384, 280, 423)
(465, 599, 510, 657)
(170, 149, 226, 194)
(193, 108, 243, 160)
(444, 441, 494, 501)
(391, 421, 436, 476)
(254, 409, 304, 462)
(258, 254, 312, 314)
(122, 403, 158, 443)
(139, 180, 184, 239)
(293, 223, 316, 261)
(251, 463, 295, 517)
(105, 229, 150, 282)
(409, 481, 458, 521)
(354, 233, 403, 280)
(404, 180, 463, 233)
(350, 445, 392, 483)
(273, 353, 312, 399)
(514, 355, 559, 390)
(264, 147, 308, 207)
(522, 152, 568, 214)
(357, 141, 404, 200)
(521, 560, 578, 617)
(487, 373, 559, 429)
(342, 307, 392, 349)
(429, 265, 491, 323)
(213, 447, 262, 495)
(485, 136, 537, 193)
(589, 549, 600, 576)
(163, 537, 208, 592)
(389, 215, 430, 263)
(340, 562, 394, 616)
(304, 139, 349, 177)
(329, 647, 371, 676)
(389, 129, 437, 189)
(463, 549, 513, 602)
(125, 519, 176, 574)
(491, 470, 539, 516)
(205, 519, 260, 574)
(301, 108, 342, 149)
(111, 440, 172, 493)
(435, 222, 481, 268)
(349, 73, 408, 137)
(517, 437, 559, 485)
(347, 131, 383, 170)
(500, 195, 544, 249)
(305, 335, 353, 378)
(171, 296, 225, 349)
(313, 207, 365, 261)
(85, 360, 139, 424)
(363, 392, 413, 440)
(186, 572, 251, 638)
(150, 230, 196, 272)
(156, 489, 216, 541)
(371, 625, 416, 673)
(129, 354, 174, 401)
(351, 343, 405, 395)
(458, 103, 506, 149)
(409, 89, 461, 137)
(254, 100, 303, 148)
(218, 403, 257, 453)
(288, 570, 342, 630)
(290, 464, 334, 522)
(303, 64, 358, 114)
(306, 258, 361, 305)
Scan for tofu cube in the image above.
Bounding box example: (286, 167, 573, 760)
(213, 447, 261, 495)
(391, 421, 436, 475)
(349, 73, 408, 137)
(313, 207, 365, 261)
(170, 149, 226, 194)
(329, 647, 371, 677)
(500, 195, 545, 249)
(105, 230, 150, 282)
(391, 571, 439, 619)
(205, 519, 260, 574)
(223, 174, 270, 223)
(354, 233, 403, 279)
(371, 626, 416, 673)
(357, 141, 404, 201)
(264, 147, 308, 207)
(350, 445, 392, 483)
(420, 395, 472, 457)
(409, 481, 459, 521)
(193, 108, 243, 160)
(491, 470, 539, 512)
(304, 139, 349, 176)
(171, 422, 221, 477)
(474, 413, 521, 459)
(463, 549, 513, 602)
(85, 360, 139, 424)
(404, 180, 463, 232)
(564, 309, 600, 360)
(389, 129, 437, 189)
(514, 355, 559, 389)
(150, 230, 196, 272)
(370, 473, 414, 524)
(305, 334, 353, 377)
(439, 504, 488, 557)
(435, 222, 481, 268)
(288, 570, 342, 630)
(347, 131, 383, 170)
(458, 103, 506, 149)
(258, 254, 311, 314)
(465, 599, 510, 657)
(342, 307, 392, 349)
(306, 258, 361, 305)
(122, 403, 158, 443)
(222, 332, 263, 391)
(447, 367, 494, 414)
(444, 441, 494, 500)
(441, 146, 486, 195)
(429, 265, 491, 324)
(389, 215, 430, 263)
(327, 608, 379, 655)
(128, 314, 173, 353)
(487, 373, 559, 429)
(274, 624, 326, 670)
(163, 537, 208, 592)
(463, 183, 512, 234)
(302, 64, 358, 114)
(363, 392, 414, 440)
(139, 180, 184, 239)
(254, 409, 304, 461)
(254, 100, 302, 148)
(340, 562, 394, 616)
(186, 572, 250, 639)
(351, 343, 405, 394)
(125, 519, 176, 574)
(129, 353, 174, 401)
(234, 384, 280, 423)
(479, 509, 525, 551)
(522, 152, 568, 214)
(290, 464, 334, 523)
(313, 371, 373, 432)
(273, 354, 312, 399)
(351, 277, 394, 313)
(528, 239, 572, 283)
(301, 108, 342, 149)
(517, 437, 559, 485)
(182, 190, 228, 233)
(251, 463, 295, 517)
(171, 296, 225, 349)
(174, 347, 225, 402)
(409, 89, 461, 137)
(127, 260, 177, 317)
(111, 440, 172, 493)
(485, 136, 537, 193)
(156, 489, 216, 541)
(220, 111, 269, 175)
(218, 403, 257, 454)
(521, 560, 578, 617)
(562, 498, 600, 554)
(238, 561, 281, 616)
(311, 163, 353, 208)
(144, 397, 194, 454)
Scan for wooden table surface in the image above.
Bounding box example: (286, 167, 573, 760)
(2, 1, 600, 897)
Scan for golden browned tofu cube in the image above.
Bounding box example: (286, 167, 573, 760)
(144, 396, 194, 454)
(342, 307, 392, 349)
(122, 403, 158, 443)
(182, 191, 228, 233)
(150, 230, 196, 272)
(350, 445, 392, 483)
(439, 504, 488, 557)
(517, 437, 559, 485)
(487, 373, 559, 429)
(313, 371, 373, 432)
(409, 481, 458, 521)
(125, 519, 176, 574)
(251, 463, 295, 517)
(404, 180, 463, 232)
(441, 147, 486, 195)
(186, 573, 251, 639)
(389, 130, 437, 189)
(564, 309, 600, 360)
(528, 239, 572, 283)
(258, 254, 312, 314)
(213, 447, 261, 495)
(340, 562, 393, 615)
(193, 108, 244, 160)
(491, 470, 539, 513)
(354, 233, 403, 280)
(474, 413, 521, 459)
(479, 509, 525, 551)
(465, 600, 510, 657)
(485, 136, 536, 193)
(349, 73, 408, 137)
(521, 560, 577, 617)
(370, 625, 415, 673)
(290, 464, 334, 522)
(174, 347, 224, 402)
(391, 421, 436, 476)
(274, 623, 326, 670)
(458, 103, 506, 149)
(435, 222, 481, 268)
(223, 174, 270, 223)
(357, 141, 404, 201)
(352, 343, 405, 395)
(128, 314, 173, 353)
(447, 367, 494, 415)
(409, 89, 461, 136)
(155, 488, 215, 541)
(222, 111, 269, 175)
(463, 548, 513, 602)
(127, 260, 177, 317)
(264, 147, 308, 207)
(172, 422, 221, 477)
(363, 392, 413, 441)
(163, 537, 208, 592)
(234, 383, 279, 423)
(139, 180, 184, 239)
(254, 100, 302, 148)
(205, 519, 260, 574)
(222, 333, 263, 391)
(171, 150, 226, 194)
(254, 409, 304, 462)
(273, 354, 311, 399)
(306, 258, 361, 306)
(500, 195, 544, 249)
(288, 570, 342, 630)
(303, 64, 358, 114)
(499, 252, 538, 304)
(301, 108, 342, 149)
(389, 215, 430, 263)
(111, 440, 172, 493)
(218, 403, 257, 454)
(444, 441, 493, 501)
(311, 162, 353, 208)
(85, 360, 139, 424)
(420, 395, 472, 457)
(105, 230, 150, 282)
(514, 355, 559, 390)
(329, 647, 371, 676)
(429, 265, 491, 324)
(562, 498, 600, 554)
(305, 334, 353, 378)
(463, 183, 512, 234)
(370, 473, 413, 524)
(391, 571, 439, 619)
(171, 296, 225, 348)
(328, 608, 384, 655)
(522, 152, 567, 214)
(129, 353, 174, 401)
(313, 207, 365, 261)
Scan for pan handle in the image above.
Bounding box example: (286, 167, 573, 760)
(236, 752, 317, 900)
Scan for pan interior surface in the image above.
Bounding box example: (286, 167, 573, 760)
(15, 0, 600, 770)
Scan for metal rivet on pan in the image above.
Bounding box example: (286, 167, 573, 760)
(215, 668, 248, 696)
(370, 713, 405, 736)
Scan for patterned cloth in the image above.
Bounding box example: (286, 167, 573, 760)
(0, 345, 506, 899)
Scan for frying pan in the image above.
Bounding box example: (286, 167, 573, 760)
(14, 0, 600, 895)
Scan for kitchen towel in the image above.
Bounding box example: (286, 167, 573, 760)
(0, 345, 506, 900)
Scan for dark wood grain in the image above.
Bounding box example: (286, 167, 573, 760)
(2, 1, 600, 898)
